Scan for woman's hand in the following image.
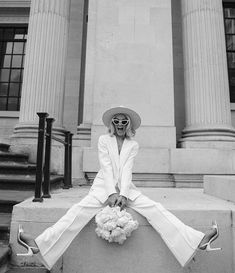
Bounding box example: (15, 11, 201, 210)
(116, 195, 128, 210)
(107, 193, 119, 207)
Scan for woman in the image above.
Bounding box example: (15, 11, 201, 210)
(17, 106, 220, 270)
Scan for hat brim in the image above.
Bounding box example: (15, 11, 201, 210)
(102, 106, 141, 130)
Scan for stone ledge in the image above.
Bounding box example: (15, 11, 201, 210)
(9, 187, 235, 273)
(204, 175, 235, 203)
(83, 147, 235, 174)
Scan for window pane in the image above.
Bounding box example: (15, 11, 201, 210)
(225, 19, 235, 34)
(22, 55, 25, 66)
(21, 69, 24, 80)
(0, 69, 10, 81)
(7, 98, 18, 110)
(227, 52, 235, 68)
(3, 55, 11, 68)
(9, 83, 20, 96)
(0, 42, 6, 55)
(23, 44, 26, 54)
(3, 28, 14, 40)
(0, 97, 7, 110)
(0, 83, 8, 96)
(10, 69, 21, 82)
(230, 87, 235, 102)
(13, 42, 24, 54)
(228, 70, 235, 97)
(224, 8, 235, 18)
(14, 29, 25, 40)
(12, 55, 22, 68)
(6, 42, 13, 54)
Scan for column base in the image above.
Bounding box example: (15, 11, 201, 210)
(72, 124, 92, 183)
(12, 123, 66, 139)
(76, 123, 91, 147)
(179, 126, 235, 148)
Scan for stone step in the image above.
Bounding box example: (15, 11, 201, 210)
(0, 190, 33, 213)
(0, 153, 28, 163)
(0, 213, 11, 243)
(0, 162, 36, 175)
(6, 268, 49, 273)
(0, 144, 9, 153)
(0, 246, 11, 273)
(0, 174, 63, 191)
(86, 172, 204, 188)
(0, 200, 19, 214)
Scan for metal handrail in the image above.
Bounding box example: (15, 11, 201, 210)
(33, 112, 73, 202)
(42, 117, 54, 198)
(33, 113, 48, 202)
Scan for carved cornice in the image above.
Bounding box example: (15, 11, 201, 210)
(0, 17, 29, 23)
(0, 6, 30, 23)
(0, 0, 31, 8)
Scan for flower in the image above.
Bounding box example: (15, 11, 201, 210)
(95, 206, 139, 244)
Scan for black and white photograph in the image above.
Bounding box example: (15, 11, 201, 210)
(0, 0, 234, 273)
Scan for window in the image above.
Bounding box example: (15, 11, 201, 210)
(224, 3, 235, 102)
(0, 26, 27, 111)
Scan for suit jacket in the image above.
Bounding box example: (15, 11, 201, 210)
(89, 134, 141, 203)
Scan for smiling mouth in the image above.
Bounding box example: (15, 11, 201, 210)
(116, 127, 125, 133)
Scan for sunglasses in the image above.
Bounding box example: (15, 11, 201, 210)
(112, 118, 129, 126)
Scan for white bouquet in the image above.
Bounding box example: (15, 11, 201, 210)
(95, 205, 139, 244)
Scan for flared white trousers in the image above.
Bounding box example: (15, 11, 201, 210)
(35, 193, 204, 270)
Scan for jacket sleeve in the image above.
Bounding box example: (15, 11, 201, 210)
(119, 142, 139, 199)
(98, 135, 117, 197)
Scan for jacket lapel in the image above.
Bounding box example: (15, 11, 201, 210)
(109, 135, 120, 171)
(119, 138, 131, 168)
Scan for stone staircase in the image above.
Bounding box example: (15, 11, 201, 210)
(0, 143, 63, 273)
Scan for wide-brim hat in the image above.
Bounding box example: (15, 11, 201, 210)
(102, 106, 141, 130)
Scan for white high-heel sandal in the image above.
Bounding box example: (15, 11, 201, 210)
(17, 225, 39, 256)
(199, 221, 222, 251)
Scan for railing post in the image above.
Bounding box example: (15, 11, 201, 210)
(63, 131, 70, 189)
(33, 112, 48, 202)
(68, 133, 73, 188)
(42, 118, 55, 198)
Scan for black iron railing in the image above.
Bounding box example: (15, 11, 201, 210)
(33, 112, 73, 202)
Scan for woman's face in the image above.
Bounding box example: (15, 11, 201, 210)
(112, 114, 129, 137)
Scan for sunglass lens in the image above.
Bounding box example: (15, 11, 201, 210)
(113, 119, 119, 125)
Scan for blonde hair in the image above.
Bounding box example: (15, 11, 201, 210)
(108, 114, 136, 138)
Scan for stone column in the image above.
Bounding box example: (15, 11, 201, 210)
(12, 0, 70, 138)
(180, 0, 235, 148)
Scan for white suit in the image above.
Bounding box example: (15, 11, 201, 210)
(35, 134, 204, 270)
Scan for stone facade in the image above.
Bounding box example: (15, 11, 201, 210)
(1, 0, 235, 183)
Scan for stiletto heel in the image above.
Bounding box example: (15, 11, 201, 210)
(199, 221, 222, 252)
(17, 225, 39, 256)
